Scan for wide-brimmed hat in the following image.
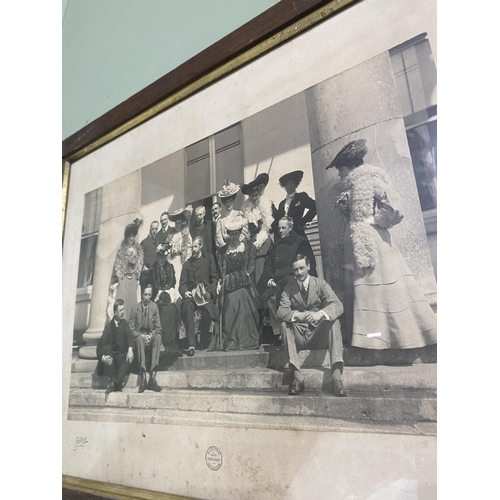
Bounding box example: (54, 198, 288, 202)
(326, 139, 368, 170)
(279, 170, 303, 187)
(225, 214, 247, 232)
(124, 217, 142, 238)
(170, 205, 193, 222)
(192, 283, 209, 307)
(217, 179, 240, 199)
(241, 173, 269, 195)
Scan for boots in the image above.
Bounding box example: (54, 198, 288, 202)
(138, 369, 148, 393)
(147, 372, 162, 392)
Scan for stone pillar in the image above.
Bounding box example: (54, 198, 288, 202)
(79, 170, 142, 359)
(304, 51, 437, 305)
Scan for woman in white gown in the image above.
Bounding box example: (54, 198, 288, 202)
(327, 139, 437, 350)
(215, 180, 248, 249)
(166, 206, 193, 343)
(166, 206, 193, 298)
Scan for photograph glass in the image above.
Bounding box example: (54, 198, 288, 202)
(68, 32, 437, 429)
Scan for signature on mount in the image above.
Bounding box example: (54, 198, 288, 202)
(73, 436, 88, 451)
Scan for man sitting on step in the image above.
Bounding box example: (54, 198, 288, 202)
(129, 285, 163, 393)
(277, 254, 347, 397)
(97, 299, 134, 394)
(179, 236, 219, 356)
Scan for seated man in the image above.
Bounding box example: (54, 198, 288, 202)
(257, 216, 317, 342)
(140, 220, 160, 294)
(129, 285, 163, 393)
(97, 299, 134, 394)
(179, 236, 219, 356)
(277, 254, 347, 397)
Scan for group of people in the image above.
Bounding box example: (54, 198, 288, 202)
(99, 139, 437, 397)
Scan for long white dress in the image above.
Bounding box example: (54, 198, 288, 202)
(338, 164, 437, 349)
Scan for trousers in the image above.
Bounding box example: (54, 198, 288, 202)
(134, 333, 162, 373)
(280, 318, 344, 373)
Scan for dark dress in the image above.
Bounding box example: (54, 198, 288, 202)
(158, 303, 179, 351)
(217, 241, 260, 350)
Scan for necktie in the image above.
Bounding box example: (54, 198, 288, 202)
(143, 306, 149, 333)
(300, 284, 307, 300)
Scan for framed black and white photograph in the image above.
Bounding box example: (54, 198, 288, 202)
(62, 0, 437, 498)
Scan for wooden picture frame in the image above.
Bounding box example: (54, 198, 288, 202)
(62, 1, 437, 498)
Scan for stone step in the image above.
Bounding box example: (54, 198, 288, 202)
(67, 406, 437, 436)
(71, 348, 270, 373)
(71, 364, 436, 392)
(69, 388, 436, 423)
(265, 344, 437, 369)
(72, 343, 437, 374)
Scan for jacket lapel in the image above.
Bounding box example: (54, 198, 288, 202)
(306, 276, 317, 308)
(292, 279, 307, 308)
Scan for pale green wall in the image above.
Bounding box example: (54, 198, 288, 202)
(62, 0, 278, 140)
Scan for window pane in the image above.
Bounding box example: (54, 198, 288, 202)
(186, 138, 211, 204)
(402, 46, 428, 114)
(82, 188, 102, 236)
(390, 38, 437, 127)
(406, 122, 437, 212)
(215, 124, 243, 190)
(391, 51, 414, 117)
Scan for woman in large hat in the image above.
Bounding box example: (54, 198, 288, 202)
(275, 170, 317, 238)
(327, 138, 437, 350)
(215, 214, 260, 350)
(240, 172, 277, 285)
(215, 179, 249, 249)
(166, 206, 193, 298)
(107, 217, 144, 323)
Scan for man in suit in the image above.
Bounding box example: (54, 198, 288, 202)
(179, 236, 219, 356)
(190, 205, 214, 256)
(273, 170, 317, 238)
(157, 211, 175, 245)
(257, 217, 317, 340)
(211, 201, 222, 226)
(277, 254, 347, 397)
(129, 285, 163, 393)
(97, 299, 134, 394)
(140, 220, 160, 293)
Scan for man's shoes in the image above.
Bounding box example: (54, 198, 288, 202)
(105, 381, 117, 394)
(332, 377, 347, 397)
(148, 375, 162, 392)
(187, 346, 195, 357)
(138, 372, 148, 393)
(288, 378, 305, 395)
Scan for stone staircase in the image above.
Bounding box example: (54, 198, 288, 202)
(67, 345, 436, 435)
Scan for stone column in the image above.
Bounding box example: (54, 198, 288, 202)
(304, 51, 437, 305)
(79, 170, 142, 359)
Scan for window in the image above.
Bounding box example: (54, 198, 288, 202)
(77, 188, 102, 288)
(390, 35, 437, 212)
(186, 123, 244, 215)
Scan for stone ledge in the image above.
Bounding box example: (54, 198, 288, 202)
(67, 406, 437, 436)
(69, 388, 437, 422)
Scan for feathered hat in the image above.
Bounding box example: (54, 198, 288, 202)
(217, 179, 240, 199)
(225, 214, 247, 232)
(241, 173, 269, 195)
(326, 139, 368, 170)
(124, 217, 142, 238)
(170, 205, 193, 223)
(279, 170, 304, 187)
